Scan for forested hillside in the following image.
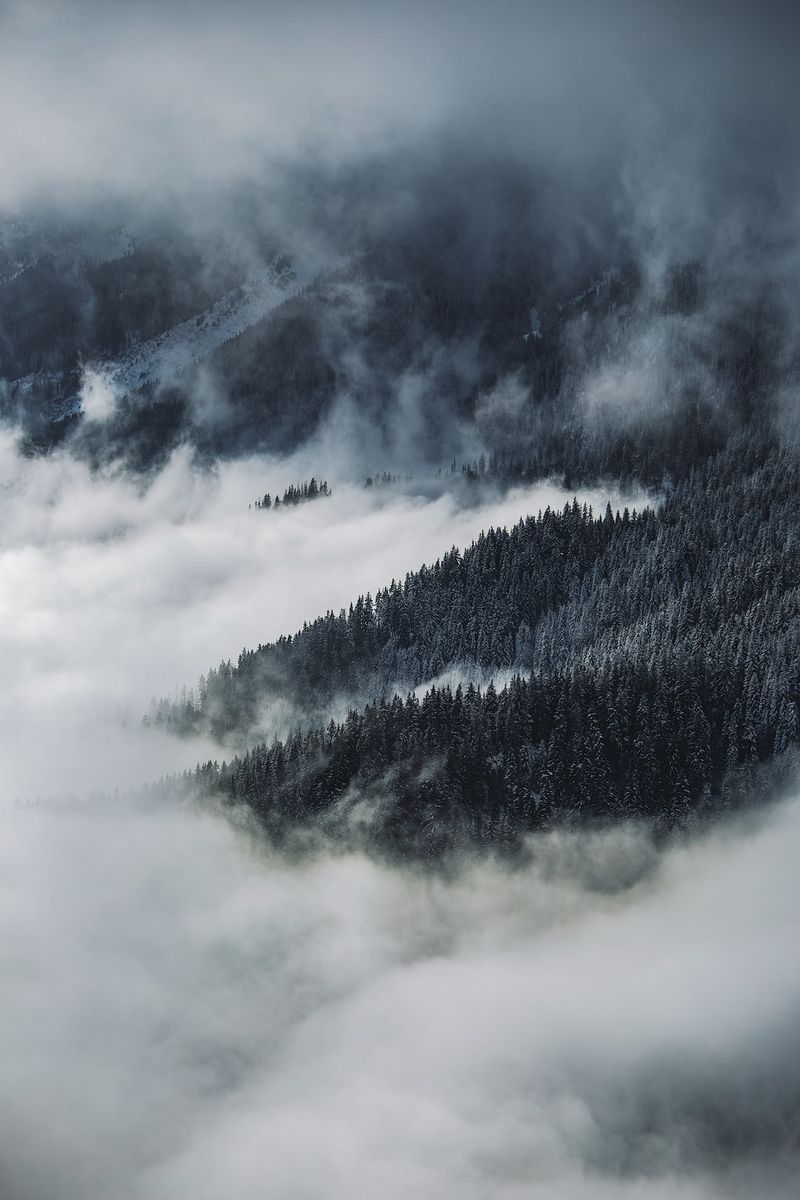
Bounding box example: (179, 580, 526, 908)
(149, 242, 782, 477)
(4, 162, 792, 478)
(150, 487, 647, 741)
(0, 213, 286, 451)
(157, 438, 799, 854)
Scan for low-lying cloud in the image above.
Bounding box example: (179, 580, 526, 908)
(1, 792, 798, 1199)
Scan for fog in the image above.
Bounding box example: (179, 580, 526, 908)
(2, 787, 798, 1199)
(0, 1, 697, 205)
(3, 0, 799, 258)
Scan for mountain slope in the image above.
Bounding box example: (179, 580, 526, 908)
(4, 170, 792, 479)
(158, 439, 800, 855)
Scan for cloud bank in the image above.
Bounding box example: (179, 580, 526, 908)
(1, 792, 798, 1199)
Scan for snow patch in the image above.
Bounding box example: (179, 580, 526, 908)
(108, 260, 318, 396)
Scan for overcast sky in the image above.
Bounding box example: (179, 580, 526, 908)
(1, 0, 798, 221)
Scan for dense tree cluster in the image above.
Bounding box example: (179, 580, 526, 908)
(364, 471, 415, 488)
(149, 485, 646, 740)
(154, 438, 800, 853)
(252, 478, 330, 510)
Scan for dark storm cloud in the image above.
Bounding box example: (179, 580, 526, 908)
(1, 0, 797, 214)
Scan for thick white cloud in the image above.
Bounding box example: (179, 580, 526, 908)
(0, 791, 798, 1199)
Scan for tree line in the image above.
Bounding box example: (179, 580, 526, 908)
(252, 478, 330, 510)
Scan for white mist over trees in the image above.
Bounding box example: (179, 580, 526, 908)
(0, 431, 622, 798)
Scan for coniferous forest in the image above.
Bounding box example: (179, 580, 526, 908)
(146, 436, 800, 855)
(252, 478, 330, 510)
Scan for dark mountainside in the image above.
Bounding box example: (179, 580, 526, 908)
(152, 438, 800, 856)
(3, 152, 795, 479)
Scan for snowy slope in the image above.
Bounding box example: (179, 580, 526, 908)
(107, 261, 314, 396)
(8, 258, 320, 423)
